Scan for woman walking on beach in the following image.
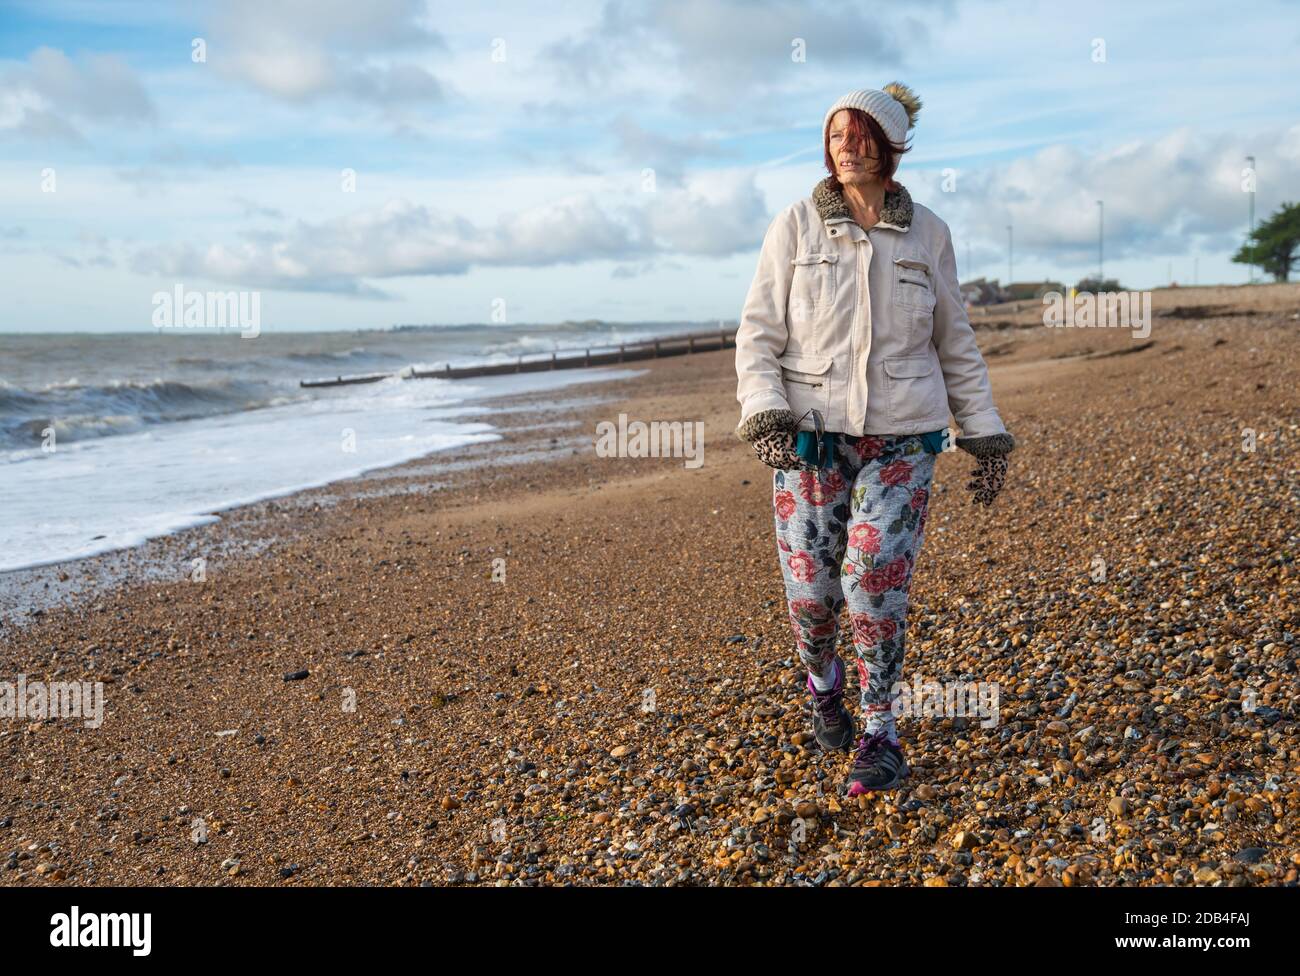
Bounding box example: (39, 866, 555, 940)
(734, 84, 1015, 796)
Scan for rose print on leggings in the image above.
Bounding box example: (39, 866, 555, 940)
(851, 554, 913, 596)
(850, 436, 886, 461)
(879, 458, 913, 488)
(847, 522, 881, 555)
(851, 611, 897, 647)
(797, 468, 847, 506)
(773, 488, 797, 522)
(786, 550, 817, 582)
(786, 596, 838, 659)
(774, 433, 936, 720)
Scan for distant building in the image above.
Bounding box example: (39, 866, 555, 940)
(1005, 280, 1066, 301)
(960, 277, 1008, 306)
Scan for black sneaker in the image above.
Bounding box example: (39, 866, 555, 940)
(806, 656, 854, 752)
(845, 731, 909, 795)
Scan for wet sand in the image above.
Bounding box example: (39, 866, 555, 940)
(2, 282, 1298, 886)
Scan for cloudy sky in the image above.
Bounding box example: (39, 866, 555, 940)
(2, 0, 1297, 332)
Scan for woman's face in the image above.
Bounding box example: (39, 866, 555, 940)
(828, 109, 880, 185)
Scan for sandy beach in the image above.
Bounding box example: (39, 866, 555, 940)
(2, 283, 1298, 887)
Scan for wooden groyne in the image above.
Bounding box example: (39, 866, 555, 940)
(299, 326, 738, 389)
(299, 371, 395, 389)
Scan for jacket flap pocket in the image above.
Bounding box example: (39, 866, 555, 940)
(893, 257, 930, 273)
(792, 252, 839, 266)
(779, 352, 832, 375)
(883, 356, 935, 379)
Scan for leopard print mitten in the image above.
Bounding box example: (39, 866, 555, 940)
(956, 432, 1015, 507)
(737, 408, 806, 470)
(751, 429, 805, 470)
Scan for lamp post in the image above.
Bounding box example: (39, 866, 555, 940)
(1245, 155, 1256, 284)
(1006, 224, 1013, 292)
(1097, 200, 1104, 285)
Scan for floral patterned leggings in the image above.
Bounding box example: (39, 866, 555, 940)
(773, 433, 935, 737)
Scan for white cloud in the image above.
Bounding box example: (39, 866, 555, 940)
(906, 124, 1300, 268)
(610, 114, 732, 184)
(0, 47, 155, 143)
(643, 174, 772, 256)
(208, 0, 449, 104)
(126, 172, 777, 293)
(130, 196, 638, 295)
(540, 0, 948, 115)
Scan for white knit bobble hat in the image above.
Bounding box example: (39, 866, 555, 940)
(822, 83, 920, 148)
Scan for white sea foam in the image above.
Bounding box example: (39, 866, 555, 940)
(0, 366, 642, 572)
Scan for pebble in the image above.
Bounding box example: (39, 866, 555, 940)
(952, 831, 982, 851)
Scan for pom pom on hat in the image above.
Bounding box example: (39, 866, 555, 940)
(881, 81, 921, 130)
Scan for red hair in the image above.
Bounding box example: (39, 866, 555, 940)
(824, 107, 910, 188)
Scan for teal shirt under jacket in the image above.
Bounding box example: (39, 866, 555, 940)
(794, 429, 949, 470)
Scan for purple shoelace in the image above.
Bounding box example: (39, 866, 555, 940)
(808, 660, 845, 724)
(852, 730, 893, 769)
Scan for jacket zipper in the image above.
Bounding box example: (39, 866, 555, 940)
(859, 238, 872, 428)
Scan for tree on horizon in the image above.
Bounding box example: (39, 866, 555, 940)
(1233, 201, 1300, 282)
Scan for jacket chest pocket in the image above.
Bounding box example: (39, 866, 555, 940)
(789, 252, 838, 319)
(893, 257, 937, 313)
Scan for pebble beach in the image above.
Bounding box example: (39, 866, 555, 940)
(2, 283, 1298, 887)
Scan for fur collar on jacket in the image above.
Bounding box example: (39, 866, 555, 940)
(812, 175, 913, 231)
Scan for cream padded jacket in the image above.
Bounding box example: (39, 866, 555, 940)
(734, 178, 1008, 440)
